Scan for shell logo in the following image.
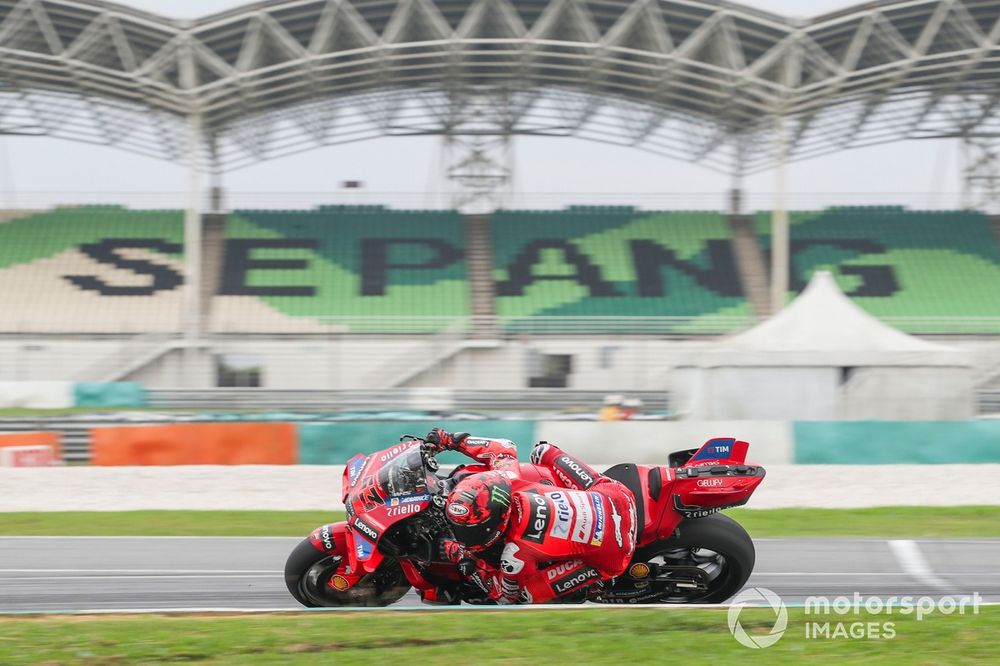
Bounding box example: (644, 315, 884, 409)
(628, 562, 651, 578)
(329, 575, 351, 591)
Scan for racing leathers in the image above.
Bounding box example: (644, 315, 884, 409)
(430, 429, 638, 604)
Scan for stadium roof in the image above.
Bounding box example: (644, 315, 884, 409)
(0, 0, 999, 171)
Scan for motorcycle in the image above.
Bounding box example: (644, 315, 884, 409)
(284, 434, 765, 606)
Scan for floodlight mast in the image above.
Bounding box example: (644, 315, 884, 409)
(444, 134, 514, 214)
(962, 135, 1000, 215)
(771, 114, 790, 316)
(180, 40, 204, 386)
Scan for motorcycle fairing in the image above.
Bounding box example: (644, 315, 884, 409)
(345, 454, 369, 490)
(343, 441, 436, 573)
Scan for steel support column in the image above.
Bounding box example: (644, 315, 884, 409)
(770, 114, 790, 315)
(182, 111, 203, 384)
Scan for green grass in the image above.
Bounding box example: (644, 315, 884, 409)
(1, 506, 999, 537)
(728, 506, 1000, 538)
(0, 511, 346, 537)
(0, 608, 996, 664)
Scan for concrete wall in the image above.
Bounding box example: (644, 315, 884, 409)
(0, 337, 994, 398)
(3, 464, 999, 511)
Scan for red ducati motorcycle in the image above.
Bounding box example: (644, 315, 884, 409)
(285, 435, 765, 606)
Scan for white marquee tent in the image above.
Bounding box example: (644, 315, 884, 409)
(673, 272, 974, 420)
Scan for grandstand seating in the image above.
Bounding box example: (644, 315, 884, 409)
(0, 207, 183, 333)
(753, 206, 1000, 333)
(2, 204, 999, 336)
(212, 206, 470, 333)
(491, 207, 752, 333)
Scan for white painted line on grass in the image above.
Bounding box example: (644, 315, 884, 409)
(3, 602, 1000, 616)
(888, 539, 952, 591)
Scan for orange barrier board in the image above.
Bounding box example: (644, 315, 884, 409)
(91, 423, 297, 466)
(0, 431, 61, 462)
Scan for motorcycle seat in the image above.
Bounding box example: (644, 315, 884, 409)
(602, 463, 646, 542)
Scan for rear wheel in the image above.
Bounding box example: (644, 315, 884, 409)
(599, 514, 755, 604)
(284, 538, 411, 607)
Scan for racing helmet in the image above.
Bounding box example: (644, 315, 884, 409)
(444, 471, 513, 551)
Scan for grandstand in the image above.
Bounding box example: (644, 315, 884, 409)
(0, 0, 1000, 406)
(1, 204, 999, 337)
(753, 207, 1000, 334)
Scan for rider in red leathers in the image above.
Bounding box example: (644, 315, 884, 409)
(425, 428, 637, 604)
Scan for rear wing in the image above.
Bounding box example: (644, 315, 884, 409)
(671, 437, 749, 468)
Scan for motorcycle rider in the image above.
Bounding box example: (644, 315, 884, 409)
(424, 428, 637, 604)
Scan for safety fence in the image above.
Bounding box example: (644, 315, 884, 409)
(3, 419, 1000, 466)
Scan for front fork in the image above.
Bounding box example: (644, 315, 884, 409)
(308, 522, 366, 591)
(309, 522, 434, 594)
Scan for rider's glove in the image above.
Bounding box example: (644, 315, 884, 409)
(529, 441, 552, 465)
(440, 538, 501, 601)
(440, 538, 467, 564)
(426, 428, 469, 452)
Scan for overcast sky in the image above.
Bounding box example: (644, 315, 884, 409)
(0, 0, 966, 211)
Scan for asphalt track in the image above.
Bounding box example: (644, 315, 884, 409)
(1, 537, 998, 612)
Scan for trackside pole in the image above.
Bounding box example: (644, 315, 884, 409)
(770, 114, 789, 315)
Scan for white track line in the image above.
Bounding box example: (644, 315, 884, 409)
(0, 569, 279, 574)
(0, 574, 277, 581)
(0, 536, 298, 540)
(888, 539, 952, 591)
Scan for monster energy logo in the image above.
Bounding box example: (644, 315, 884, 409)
(491, 486, 511, 506)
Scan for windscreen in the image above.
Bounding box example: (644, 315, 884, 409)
(376, 448, 429, 498)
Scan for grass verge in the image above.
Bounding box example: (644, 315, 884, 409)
(729, 506, 1000, 538)
(1, 506, 999, 538)
(0, 607, 996, 665)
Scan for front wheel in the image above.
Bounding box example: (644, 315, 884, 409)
(284, 538, 411, 607)
(597, 513, 755, 604)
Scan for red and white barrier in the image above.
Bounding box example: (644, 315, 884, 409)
(0, 445, 55, 467)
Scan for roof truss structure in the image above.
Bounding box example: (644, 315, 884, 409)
(0, 0, 999, 172)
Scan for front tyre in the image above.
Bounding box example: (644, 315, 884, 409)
(284, 538, 410, 607)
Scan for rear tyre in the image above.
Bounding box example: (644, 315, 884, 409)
(613, 514, 756, 604)
(284, 538, 410, 607)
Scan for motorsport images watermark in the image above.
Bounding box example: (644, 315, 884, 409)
(727, 587, 983, 648)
